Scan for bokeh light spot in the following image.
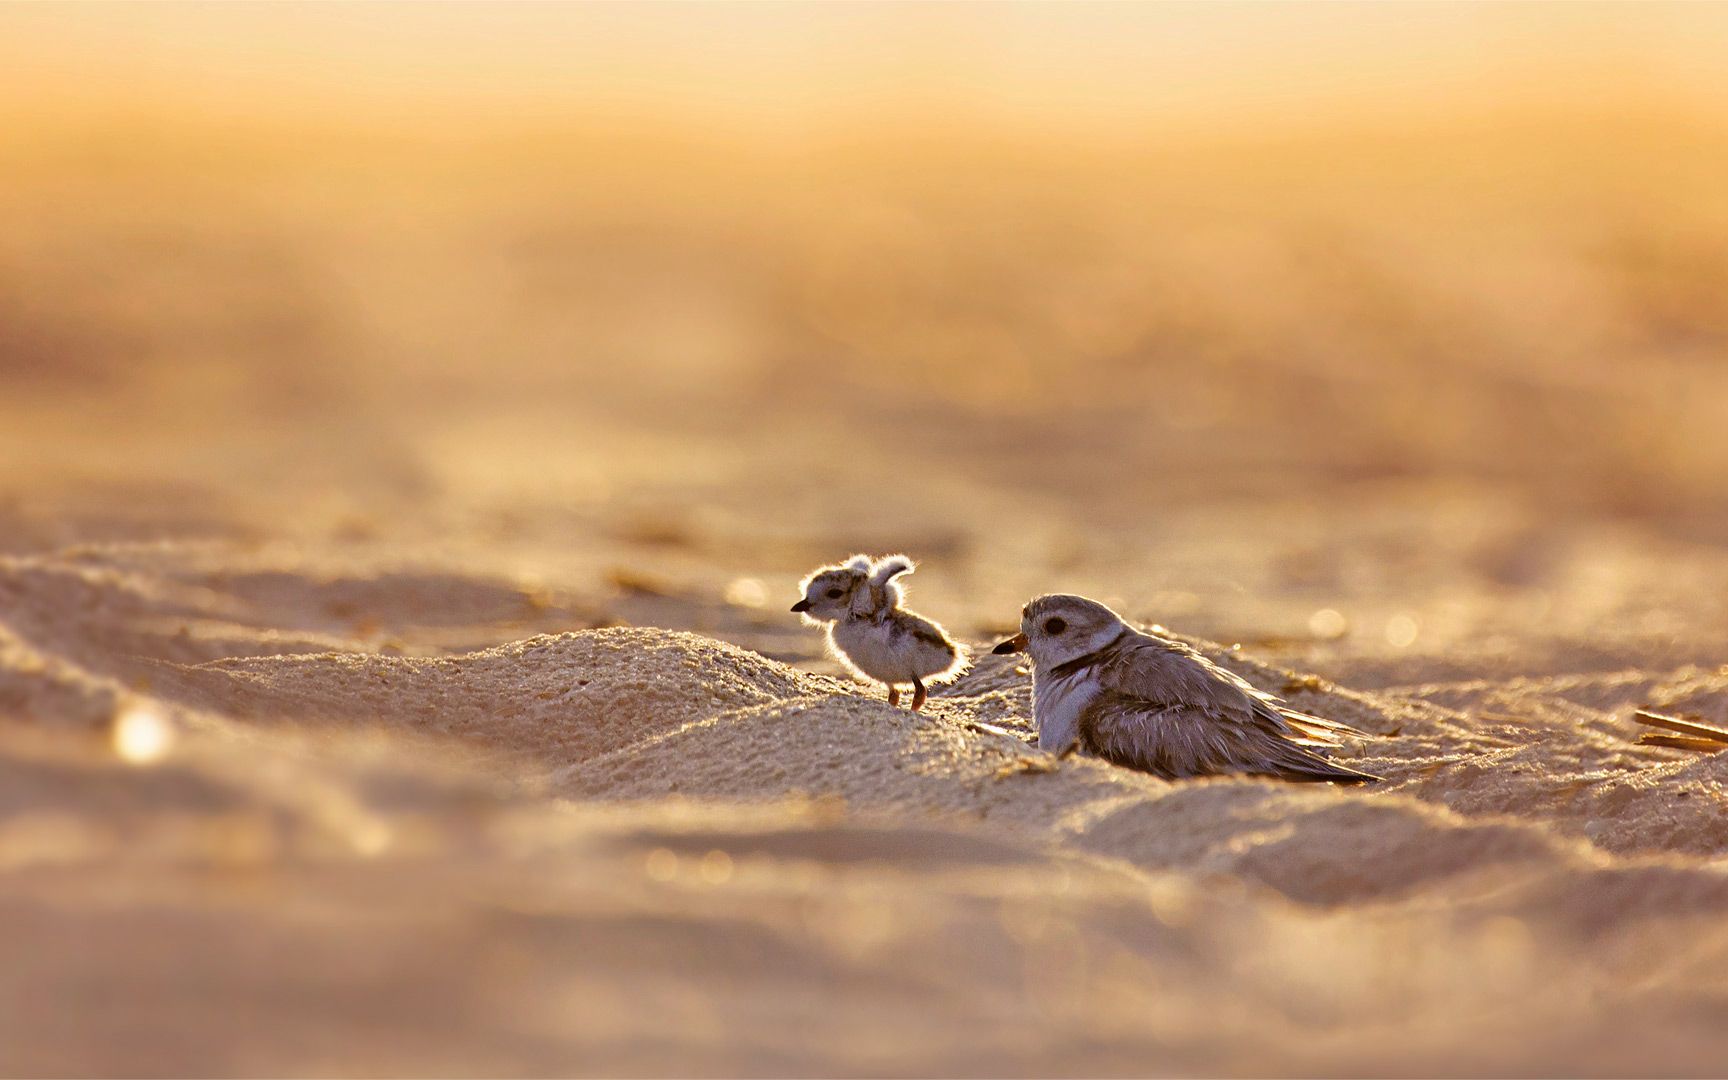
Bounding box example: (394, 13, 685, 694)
(724, 577, 768, 609)
(698, 849, 734, 885)
(1385, 614, 1420, 648)
(112, 703, 174, 766)
(1308, 608, 1348, 639)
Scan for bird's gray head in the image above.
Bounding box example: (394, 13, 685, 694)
(790, 555, 873, 622)
(993, 593, 1130, 669)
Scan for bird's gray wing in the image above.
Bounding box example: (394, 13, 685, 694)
(1077, 690, 1380, 783)
(888, 609, 956, 652)
(1100, 633, 1370, 744)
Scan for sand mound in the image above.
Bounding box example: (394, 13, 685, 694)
(556, 662, 1728, 926)
(156, 628, 824, 765)
(6, 536, 1728, 1075)
(125, 609, 1728, 903)
(0, 620, 127, 730)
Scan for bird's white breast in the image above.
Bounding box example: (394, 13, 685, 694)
(1032, 666, 1102, 752)
(829, 618, 947, 683)
(830, 620, 895, 679)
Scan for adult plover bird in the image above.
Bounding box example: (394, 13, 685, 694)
(792, 554, 967, 710)
(993, 594, 1378, 783)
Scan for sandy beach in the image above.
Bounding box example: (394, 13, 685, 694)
(5, 4, 1728, 1075)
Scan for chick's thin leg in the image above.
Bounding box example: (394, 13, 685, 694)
(911, 679, 927, 711)
(887, 685, 900, 708)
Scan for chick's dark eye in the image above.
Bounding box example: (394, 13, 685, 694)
(826, 588, 843, 599)
(1044, 617, 1067, 635)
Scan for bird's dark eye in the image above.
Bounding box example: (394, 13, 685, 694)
(826, 587, 843, 599)
(1044, 617, 1067, 635)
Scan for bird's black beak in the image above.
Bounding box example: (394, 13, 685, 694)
(790, 599, 811, 613)
(992, 631, 1028, 655)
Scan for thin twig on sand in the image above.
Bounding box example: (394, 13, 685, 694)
(964, 718, 1031, 742)
(1636, 733, 1728, 753)
(1631, 708, 1728, 749)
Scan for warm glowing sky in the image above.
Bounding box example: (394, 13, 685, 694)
(3, 1, 1727, 131)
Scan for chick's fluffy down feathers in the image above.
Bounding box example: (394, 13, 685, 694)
(829, 608, 968, 687)
(862, 554, 914, 616)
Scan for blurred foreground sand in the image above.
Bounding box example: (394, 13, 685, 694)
(6, 8, 1728, 1072)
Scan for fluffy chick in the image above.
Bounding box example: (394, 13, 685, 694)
(792, 554, 967, 710)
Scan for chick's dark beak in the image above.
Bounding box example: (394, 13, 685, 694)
(992, 631, 1029, 655)
(790, 599, 811, 613)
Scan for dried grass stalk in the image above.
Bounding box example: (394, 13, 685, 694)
(1633, 710, 1728, 746)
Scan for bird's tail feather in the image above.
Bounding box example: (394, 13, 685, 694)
(1274, 747, 1382, 784)
(1281, 707, 1371, 744)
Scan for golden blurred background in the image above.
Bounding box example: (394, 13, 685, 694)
(3, 1, 1728, 634)
(9, 8, 1728, 1074)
